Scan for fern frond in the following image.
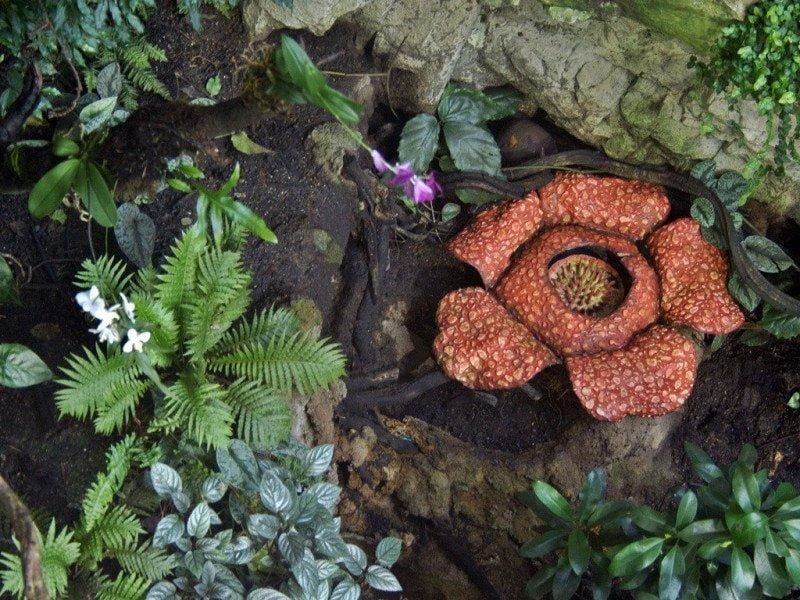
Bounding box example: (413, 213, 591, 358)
(155, 226, 206, 313)
(130, 294, 179, 368)
(56, 346, 143, 422)
(74, 255, 132, 298)
(225, 379, 292, 448)
(81, 434, 140, 531)
(94, 377, 151, 435)
(80, 506, 142, 568)
(41, 520, 81, 599)
(211, 306, 301, 356)
(164, 377, 233, 449)
(130, 265, 159, 296)
(184, 247, 250, 359)
(208, 332, 346, 395)
(105, 37, 169, 109)
(114, 541, 176, 580)
(95, 572, 151, 600)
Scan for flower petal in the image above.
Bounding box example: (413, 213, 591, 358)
(539, 173, 670, 239)
(389, 162, 415, 185)
(646, 218, 745, 334)
(371, 149, 391, 173)
(566, 325, 697, 421)
(433, 287, 557, 390)
(496, 225, 659, 356)
(446, 191, 544, 287)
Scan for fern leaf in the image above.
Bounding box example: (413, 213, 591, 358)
(56, 346, 143, 422)
(81, 434, 140, 531)
(94, 377, 151, 434)
(211, 306, 301, 356)
(184, 247, 250, 359)
(80, 506, 143, 568)
(130, 265, 159, 296)
(130, 294, 179, 367)
(74, 255, 132, 298)
(164, 377, 233, 449)
(114, 541, 176, 580)
(95, 572, 151, 600)
(225, 379, 292, 448)
(155, 226, 205, 313)
(209, 332, 346, 395)
(41, 520, 81, 599)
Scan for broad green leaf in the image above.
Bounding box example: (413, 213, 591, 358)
(329, 578, 360, 600)
(525, 566, 556, 598)
(76, 160, 116, 227)
(481, 86, 522, 121)
(206, 74, 221, 97)
(730, 546, 756, 595)
(775, 495, 800, 518)
(786, 549, 800, 585)
(201, 476, 227, 503)
(532, 480, 573, 522)
(375, 537, 402, 568)
(690, 197, 715, 227)
(519, 530, 568, 559)
(167, 178, 192, 192)
(567, 529, 591, 575)
(247, 513, 280, 540)
(52, 136, 80, 157)
(609, 537, 665, 577)
(551, 563, 581, 600)
(741, 236, 794, 273)
(96, 62, 123, 98)
(0, 344, 53, 388)
(186, 502, 212, 537)
(691, 160, 717, 186)
(759, 304, 800, 339)
(305, 482, 340, 510)
(714, 171, 747, 209)
(732, 465, 762, 513)
(231, 131, 271, 155)
(442, 120, 502, 175)
(698, 539, 728, 560)
(303, 444, 334, 477)
(587, 500, 633, 527)
(259, 473, 294, 515)
(79, 96, 117, 134)
(213, 195, 277, 244)
(152, 514, 184, 548)
(178, 164, 204, 179)
(632, 507, 669, 533)
(676, 490, 698, 529)
(684, 442, 724, 483)
(441, 202, 461, 222)
(150, 463, 183, 498)
(146, 582, 179, 599)
(28, 158, 81, 218)
(783, 519, 800, 543)
(246, 590, 291, 600)
(365, 565, 401, 592)
(578, 468, 607, 520)
(455, 188, 499, 205)
(0, 257, 18, 305)
(659, 546, 685, 600)
(115, 203, 155, 267)
(754, 540, 793, 597)
(398, 114, 441, 173)
(438, 89, 484, 124)
(730, 512, 769, 547)
(728, 274, 761, 312)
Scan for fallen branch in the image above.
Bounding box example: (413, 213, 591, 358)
(0, 474, 48, 600)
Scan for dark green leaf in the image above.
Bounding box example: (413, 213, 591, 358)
(587, 500, 633, 527)
(519, 530, 568, 559)
(783, 519, 800, 543)
(678, 519, 727, 543)
(690, 160, 717, 186)
(730, 546, 756, 595)
(728, 273, 761, 312)
(568, 529, 591, 575)
(786, 549, 800, 585)
(115, 203, 155, 268)
(178, 164, 204, 179)
(79, 96, 117, 133)
(698, 539, 728, 560)
(676, 490, 698, 529)
(730, 512, 769, 547)
(442, 121, 502, 176)
(659, 546, 686, 600)
(376, 537, 402, 568)
(578, 468, 607, 521)
(741, 236, 794, 273)
(398, 114, 441, 173)
(764, 529, 789, 557)
(690, 197, 715, 227)
(365, 565, 401, 592)
(532, 481, 573, 522)
(213, 195, 277, 244)
(0, 257, 18, 305)
(96, 62, 123, 98)
(551, 563, 581, 600)
(441, 202, 460, 222)
(774, 495, 800, 518)
(438, 89, 484, 124)
(684, 442, 724, 483)
(316, 88, 361, 125)
(76, 160, 116, 227)
(732, 465, 762, 513)
(759, 304, 800, 339)
(52, 136, 80, 157)
(632, 507, 670, 534)
(609, 537, 665, 578)
(455, 188, 499, 205)
(28, 158, 81, 218)
(0, 344, 53, 388)
(714, 171, 747, 210)
(481, 86, 522, 121)
(754, 540, 793, 597)
(525, 566, 556, 599)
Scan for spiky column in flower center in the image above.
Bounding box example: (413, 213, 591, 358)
(548, 254, 624, 317)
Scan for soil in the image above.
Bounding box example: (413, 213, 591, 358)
(1, 3, 800, 598)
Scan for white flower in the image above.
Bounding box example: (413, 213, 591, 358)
(76, 286, 106, 316)
(90, 323, 121, 343)
(123, 329, 151, 353)
(120, 293, 136, 319)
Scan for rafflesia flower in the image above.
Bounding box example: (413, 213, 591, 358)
(433, 173, 746, 421)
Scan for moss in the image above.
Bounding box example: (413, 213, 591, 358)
(290, 296, 323, 334)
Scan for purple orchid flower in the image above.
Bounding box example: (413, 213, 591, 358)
(371, 149, 391, 173)
(369, 149, 440, 204)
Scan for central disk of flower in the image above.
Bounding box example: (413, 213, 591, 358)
(548, 254, 624, 317)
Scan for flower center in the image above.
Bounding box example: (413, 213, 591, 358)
(548, 254, 624, 317)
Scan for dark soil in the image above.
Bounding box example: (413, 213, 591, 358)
(1, 2, 800, 598)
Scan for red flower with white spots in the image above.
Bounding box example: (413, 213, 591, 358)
(434, 173, 745, 421)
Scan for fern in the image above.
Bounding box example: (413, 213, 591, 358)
(79, 506, 142, 568)
(209, 332, 346, 395)
(114, 541, 176, 580)
(213, 306, 301, 355)
(155, 226, 205, 313)
(81, 435, 140, 531)
(130, 294, 179, 367)
(225, 379, 292, 448)
(97, 37, 170, 109)
(163, 377, 234, 449)
(56, 346, 145, 422)
(95, 572, 151, 600)
(74, 255, 132, 298)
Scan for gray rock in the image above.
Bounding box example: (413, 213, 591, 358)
(243, 0, 374, 38)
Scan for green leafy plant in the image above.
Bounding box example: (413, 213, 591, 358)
(177, 0, 240, 32)
(146, 438, 403, 599)
(0, 435, 173, 599)
(688, 160, 800, 342)
(690, 0, 800, 175)
(397, 84, 521, 206)
(519, 442, 800, 599)
(56, 224, 345, 449)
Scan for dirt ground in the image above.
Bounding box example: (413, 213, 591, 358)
(1, 3, 799, 598)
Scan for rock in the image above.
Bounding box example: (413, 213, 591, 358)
(242, 0, 373, 38)
(305, 122, 359, 182)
